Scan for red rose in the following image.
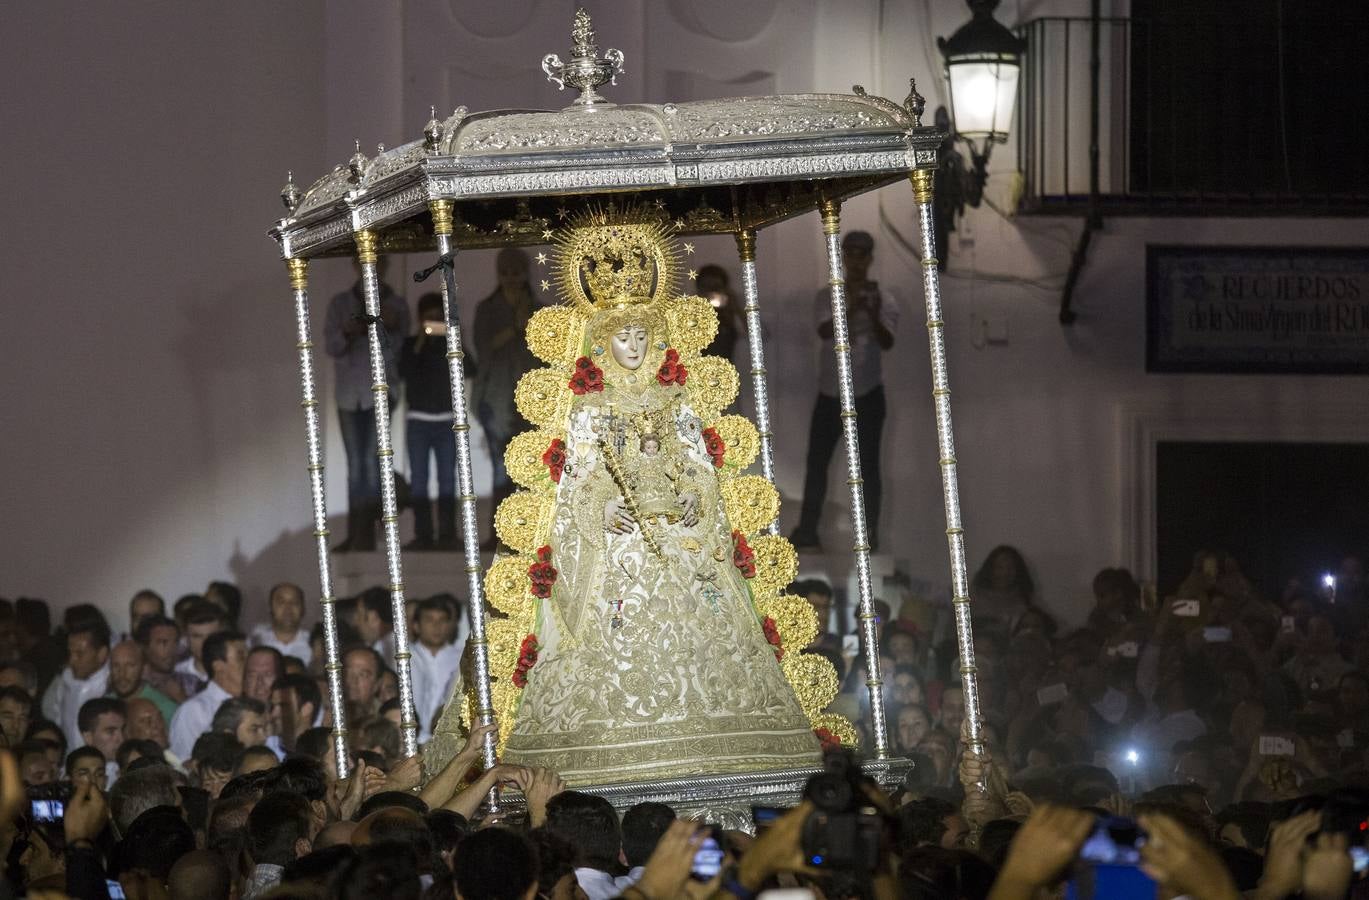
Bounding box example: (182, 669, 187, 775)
(656, 348, 688, 386)
(702, 427, 726, 468)
(732, 529, 756, 579)
(762, 616, 785, 659)
(528, 547, 558, 599)
(542, 439, 568, 483)
(815, 727, 841, 752)
(569, 356, 604, 395)
(513, 634, 540, 688)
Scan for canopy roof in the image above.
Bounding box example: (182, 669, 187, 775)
(270, 11, 942, 259)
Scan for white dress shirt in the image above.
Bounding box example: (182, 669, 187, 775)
(42, 663, 111, 751)
(169, 679, 233, 761)
(174, 656, 208, 694)
(411, 641, 460, 741)
(249, 623, 312, 666)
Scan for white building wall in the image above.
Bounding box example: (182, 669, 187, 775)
(2, 0, 1365, 632)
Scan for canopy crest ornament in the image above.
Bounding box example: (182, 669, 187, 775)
(541, 8, 625, 108)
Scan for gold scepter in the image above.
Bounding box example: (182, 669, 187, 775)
(597, 438, 665, 562)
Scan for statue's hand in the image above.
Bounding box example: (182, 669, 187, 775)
(604, 498, 636, 534)
(679, 493, 700, 527)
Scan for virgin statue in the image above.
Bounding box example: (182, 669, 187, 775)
(425, 209, 853, 786)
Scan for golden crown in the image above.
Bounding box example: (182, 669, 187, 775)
(552, 207, 681, 311)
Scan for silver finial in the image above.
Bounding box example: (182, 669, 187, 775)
(541, 7, 625, 108)
(905, 77, 927, 127)
(280, 170, 302, 212)
(348, 140, 368, 183)
(424, 105, 443, 152)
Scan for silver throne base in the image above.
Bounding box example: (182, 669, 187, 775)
(493, 757, 916, 831)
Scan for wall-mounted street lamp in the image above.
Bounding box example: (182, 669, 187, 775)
(933, 0, 1026, 268)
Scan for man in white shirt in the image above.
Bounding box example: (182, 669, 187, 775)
(545, 792, 633, 900)
(267, 673, 322, 756)
(77, 697, 126, 786)
(249, 583, 312, 666)
(175, 604, 229, 694)
(790, 230, 898, 553)
(169, 630, 246, 760)
(42, 620, 112, 750)
(410, 597, 460, 742)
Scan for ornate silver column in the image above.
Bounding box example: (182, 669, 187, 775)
(429, 201, 498, 771)
(817, 198, 888, 759)
(910, 169, 983, 752)
(353, 230, 419, 758)
(735, 230, 779, 535)
(285, 258, 350, 778)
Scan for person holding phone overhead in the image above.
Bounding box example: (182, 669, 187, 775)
(399, 292, 471, 551)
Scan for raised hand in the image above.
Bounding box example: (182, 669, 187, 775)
(523, 768, 567, 828)
(988, 805, 1093, 900)
(1138, 812, 1239, 900)
(64, 781, 109, 845)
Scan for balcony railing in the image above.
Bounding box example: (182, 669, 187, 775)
(1016, 16, 1369, 216)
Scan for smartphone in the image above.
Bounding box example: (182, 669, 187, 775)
(1202, 626, 1232, 643)
(751, 806, 784, 834)
(107, 880, 128, 899)
(1281, 615, 1296, 635)
(1258, 735, 1295, 756)
(690, 829, 726, 881)
(1066, 817, 1156, 900)
(422, 320, 448, 336)
(1037, 683, 1069, 705)
(1171, 598, 1200, 617)
(30, 799, 63, 823)
(841, 634, 860, 657)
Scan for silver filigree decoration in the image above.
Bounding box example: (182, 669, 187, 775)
(453, 110, 664, 153)
(669, 97, 895, 141)
(541, 8, 625, 107)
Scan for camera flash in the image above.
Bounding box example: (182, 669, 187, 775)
(1324, 573, 1337, 588)
(1124, 749, 1140, 765)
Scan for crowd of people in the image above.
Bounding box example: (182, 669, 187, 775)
(0, 544, 1366, 898)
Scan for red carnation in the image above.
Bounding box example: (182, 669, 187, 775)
(762, 616, 785, 659)
(542, 438, 567, 483)
(569, 356, 604, 395)
(702, 427, 726, 468)
(815, 727, 841, 752)
(656, 348, 688, 386)
(512, 634, 540, 688)
(732, 530, 756, 579)
(528, 545, 558, 599)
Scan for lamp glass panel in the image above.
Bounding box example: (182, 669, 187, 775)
(947, 59, 1020, 139)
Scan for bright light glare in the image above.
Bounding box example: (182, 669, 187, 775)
(1324, 573, 1337, 588)
(947, 60, 1020, 139)
(1124, 749, 1140, 765)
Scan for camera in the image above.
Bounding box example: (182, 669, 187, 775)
(800, 750, 882, 872)
(1320, 788, 1369, 874)
(1067, 816, 1156, 900)
(26, 782, 71, 824)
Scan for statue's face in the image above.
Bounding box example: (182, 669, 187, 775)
(610, 325, 649, 370)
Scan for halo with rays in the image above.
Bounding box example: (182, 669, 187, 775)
(550, 202, 683, 312)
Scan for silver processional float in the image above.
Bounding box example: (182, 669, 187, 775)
(270, 9, 984, 821)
